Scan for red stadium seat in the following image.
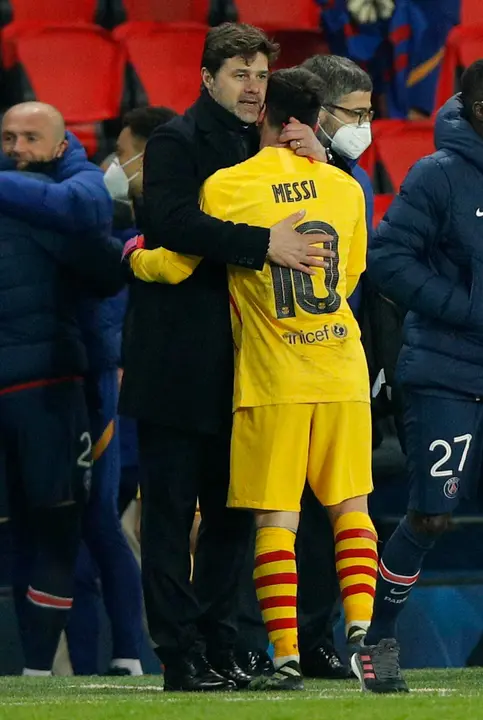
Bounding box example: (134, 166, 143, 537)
(272, 29, 327, 70)
(236, 0, 319, 30)
(1, 0, 99, 23)
(13, 26, 126, 124)
(435, 24, 483, 110)
(120, 25, 207, 113)
(372, 120, 434, 192)
(114, 0, 208, 23)
(461, 0, 483, 26)
(373, 194, 394, 229)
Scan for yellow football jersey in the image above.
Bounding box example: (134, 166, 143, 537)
(130, 146, 370, 410)
(202, 147, 370, 409)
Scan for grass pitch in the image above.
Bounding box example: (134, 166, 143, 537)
(1, 669, 483, 720)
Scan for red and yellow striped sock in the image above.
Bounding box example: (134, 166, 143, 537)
(254, 527, 299, 668)
(334, 511, 378, 636)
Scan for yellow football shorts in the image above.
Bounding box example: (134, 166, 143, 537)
(229, 401, 373, 512)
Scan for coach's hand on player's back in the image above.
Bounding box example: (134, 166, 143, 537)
(268, 210, 334, 275)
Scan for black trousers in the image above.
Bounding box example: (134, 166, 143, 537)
(137, 421, 253, 662)
(236, 484, 340, 654)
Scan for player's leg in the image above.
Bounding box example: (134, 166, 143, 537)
(229, 404, 312, 691)
(308, 402, 377, 646)
(10, 381, 89, 675)
(352, 390, 481, 693)
(81, 369, 143, 676)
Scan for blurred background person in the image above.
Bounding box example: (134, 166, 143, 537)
(65, 106, 177, 676)
(0, 102, 125, 676)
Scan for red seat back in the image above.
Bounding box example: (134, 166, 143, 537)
(461, 0, 483, 26)
(236, 0, 319, 29)
(119, 0, 207, 23)
(4, 0, 98, 22)
(122, 26, 207, 113)
(373, 120, 434, 191)
(15, 27, 126, 123)
(435, 24, 483, 110)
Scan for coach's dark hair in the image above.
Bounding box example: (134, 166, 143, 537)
(302, 55, 373, 105)
(265, 67, 324, 130)
(122, 106, 178, 143)
(461, 59, 483, 117)
(201, 22, 279, 76)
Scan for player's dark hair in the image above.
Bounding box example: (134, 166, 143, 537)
(122, 106, 178, 142)
(302, 55, 373, 105)
(201, 22, 279, 77)
(264, 67, 324, 130)
(461, 59, 483, 117)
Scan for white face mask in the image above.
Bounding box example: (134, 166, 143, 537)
(319, 108, 372, 160)
(104, 152, 143, 200)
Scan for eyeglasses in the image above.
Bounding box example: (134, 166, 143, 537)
(326, 104, 375, 126)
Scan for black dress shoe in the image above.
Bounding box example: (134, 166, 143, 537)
(163, 652, 236, 692)
(237, 649, 274, 677)
(209, 649, 254, 689)
(300, 644, 350, 679)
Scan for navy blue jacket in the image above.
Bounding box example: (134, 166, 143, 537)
(369, 95, 483, 396)
(0, 133, 125, 373)
(0, 132, 112, 235)
(0, 174, 124, 391)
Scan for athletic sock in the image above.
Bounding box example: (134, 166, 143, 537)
(365, 515, 435, 645)
(334, 511, 378, 636)
(254, 527, 299, 669)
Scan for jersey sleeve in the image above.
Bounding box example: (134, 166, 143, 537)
(346, 186, 368, 297)
(130, 247, 200, 284)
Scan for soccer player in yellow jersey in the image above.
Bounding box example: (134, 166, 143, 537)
(126, 67, 377, 691)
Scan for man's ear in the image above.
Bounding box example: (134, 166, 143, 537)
(201, 67, 214, 91)
(55, 138, 68, 159)
(257, 105, 266, 126)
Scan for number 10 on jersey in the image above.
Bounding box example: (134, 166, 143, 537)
(270, 220, 341, 319)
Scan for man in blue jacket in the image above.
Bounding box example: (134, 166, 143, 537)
(351, 59, 483, 693)
(0, 101, 143, 675)
(0, 168, 124, 676)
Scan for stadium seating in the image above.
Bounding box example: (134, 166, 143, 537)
(12, 26, 126, 123)
(461, 0, 483, 26)
(371, 120, 434, 192)
(235, 0, 319, 30)
(118, 25, 207, 112)
(111, 0, 207, 24)
(0, 0, 101, 24)
(435, 23, 483, 109)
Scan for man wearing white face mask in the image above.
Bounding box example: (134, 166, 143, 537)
(296, 54, 375, 680)
(105, 106, 178, 206)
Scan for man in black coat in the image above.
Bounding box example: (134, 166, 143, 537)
(120, 22, 332, 691)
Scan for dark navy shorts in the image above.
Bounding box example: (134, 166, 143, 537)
(404, 390, 483, 515)
(0, 379, 91, 518)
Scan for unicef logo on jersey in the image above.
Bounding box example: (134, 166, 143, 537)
(331, 323, 348, 339)
(443, 477, 460, 499)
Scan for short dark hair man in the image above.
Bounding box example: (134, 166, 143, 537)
(120, 23, 333, 692)
(352, 59, 483, 693)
